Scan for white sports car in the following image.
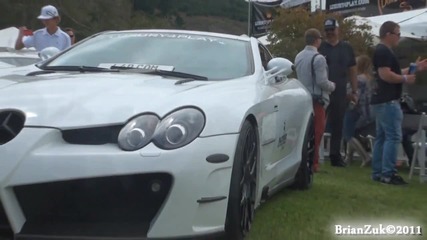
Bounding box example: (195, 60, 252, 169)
(0, 30, 314, 240)
(0, 48, 40, 68)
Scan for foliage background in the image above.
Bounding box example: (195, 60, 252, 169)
(2, 0, 427, 88)
(267, 7, 374, 62)
(0, 0, 249, 41)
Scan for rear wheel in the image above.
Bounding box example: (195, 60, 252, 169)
(293, 116, 314, 190)
(224, 120, 258, 240)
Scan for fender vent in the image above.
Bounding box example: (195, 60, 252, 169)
(0, 110, 26, 145)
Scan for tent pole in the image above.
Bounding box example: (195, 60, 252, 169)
(248, 0, 253, 36)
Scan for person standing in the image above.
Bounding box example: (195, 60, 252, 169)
(64, 27, 76, 44)
(295, 28, 336, 172)
(15, 5, 71, 52)
(371, 21, 427, 185)
(319, 18, 358, 167)
(343, 55, 375, 166)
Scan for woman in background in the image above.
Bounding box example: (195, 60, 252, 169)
(64, 27, 76, 45)
(343, 55, 375, 166)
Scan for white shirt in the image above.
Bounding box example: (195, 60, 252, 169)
(23, 27, 71, 52)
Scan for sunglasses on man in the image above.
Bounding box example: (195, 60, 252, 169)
(390, 32, 401, 37)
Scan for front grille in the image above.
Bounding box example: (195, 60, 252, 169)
(0, 110, 25, 145)
(62, 125, 122, 145)
(14, 173, 173, 238)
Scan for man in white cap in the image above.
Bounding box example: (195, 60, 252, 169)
(15, 5, 71, 52)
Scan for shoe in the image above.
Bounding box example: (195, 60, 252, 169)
(361, 157, 371, 167)
(330, 155, 347, 167)
(313, 163, 320, 173)
(380, 174, 408, 185)
(372, 175, 381, 182)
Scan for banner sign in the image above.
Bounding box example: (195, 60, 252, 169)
(326, 0, 426, 16)
(250, 0, 283, 37)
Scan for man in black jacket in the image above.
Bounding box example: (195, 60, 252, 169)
(319, 18, 358, 167)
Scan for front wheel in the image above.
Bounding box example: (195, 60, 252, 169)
(224, 120, 258, 240)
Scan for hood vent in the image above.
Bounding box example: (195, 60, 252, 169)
(0, 110, 26, 145)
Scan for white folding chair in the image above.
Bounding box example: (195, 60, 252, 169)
(319, 132, 331, 164)
(397, 144, 410, 167)
(405, 113, 427, 183)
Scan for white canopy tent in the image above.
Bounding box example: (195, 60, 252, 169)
(346, 9, 427, 40)
(369, 9, 427, 39)
(0, 27, 20, 49)
(258, 34, 270, 45)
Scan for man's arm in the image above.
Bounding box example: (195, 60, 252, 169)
(374, 45, 416, 84)
(401, 57, 427, 74)
(401, 67, 409, 75)
(314, 56, 335, 92)
(15, 27, 26, 50)
(378, 67, 415, 84)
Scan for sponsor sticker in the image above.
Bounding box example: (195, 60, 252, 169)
(98, 63, 175, 71)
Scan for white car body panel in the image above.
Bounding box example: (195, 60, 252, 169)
(0, 29, 313, 239)
(0, 49, 40, 68)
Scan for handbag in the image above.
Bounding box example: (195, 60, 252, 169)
(400, 93, 418, 114)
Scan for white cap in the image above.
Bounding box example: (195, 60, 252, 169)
(37, 5, 59, 20)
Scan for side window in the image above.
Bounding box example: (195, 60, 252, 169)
(258, 44, 273, 70)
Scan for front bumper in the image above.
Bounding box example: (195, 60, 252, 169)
(0, 127, 239, 239)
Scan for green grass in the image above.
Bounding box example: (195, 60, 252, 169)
(247, 161, 427, 240)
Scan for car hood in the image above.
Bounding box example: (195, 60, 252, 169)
(0, 64, 39, 77)
(0, 72, 229, 128)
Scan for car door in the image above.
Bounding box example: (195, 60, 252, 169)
(257, 44, 281, 164)
(258, 45, 307, 187)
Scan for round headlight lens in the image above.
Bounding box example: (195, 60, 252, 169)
(153, 108, 205, 150)
(118, 114, 159, 151)
(127, 128, 146, 147)
(165, 123, 187, 145)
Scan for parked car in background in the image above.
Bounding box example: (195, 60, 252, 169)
(0, 48, 40, 68)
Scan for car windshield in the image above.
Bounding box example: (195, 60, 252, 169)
(45, 32, 254, 80)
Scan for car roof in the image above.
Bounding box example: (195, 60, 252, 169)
(100, 29, 252, 42)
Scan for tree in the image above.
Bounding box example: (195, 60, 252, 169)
(267, 7, 374, 62)
(1, 0, 247, 40)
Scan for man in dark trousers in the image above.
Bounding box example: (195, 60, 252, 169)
(319, 18, 358, 167)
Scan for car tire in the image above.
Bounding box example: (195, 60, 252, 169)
(292, 116, 314, 190)
(224, 120, 258, 240)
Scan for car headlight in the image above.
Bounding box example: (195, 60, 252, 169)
(153, 108, 205, 150)
(118, 114, 159, 151)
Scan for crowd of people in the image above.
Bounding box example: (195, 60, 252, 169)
(295, 18, 427, 185)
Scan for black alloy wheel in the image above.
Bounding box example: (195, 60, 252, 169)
(225, 120, 258, 239)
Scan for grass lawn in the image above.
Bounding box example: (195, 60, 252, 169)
(247, 160, 426, 240)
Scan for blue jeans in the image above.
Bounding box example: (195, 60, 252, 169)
(372, 101, 403, 179)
